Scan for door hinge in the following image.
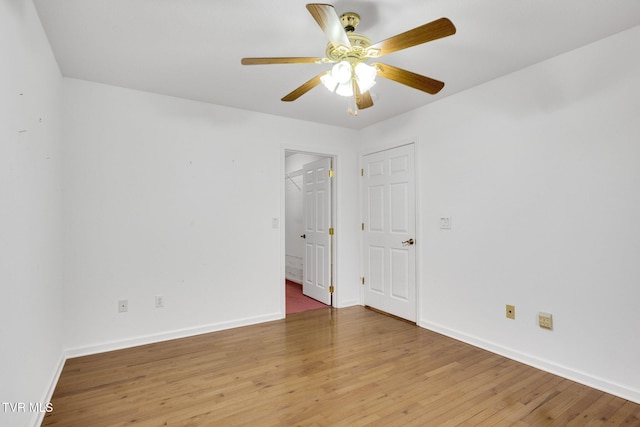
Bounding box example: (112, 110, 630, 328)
(329, 169, 335, 178)
(329, 285, 334, 294)
(361, 223, 364, 231)
(361, 277, 365, 285)
(361, 168, 364, 176)
(329, 227, 334, 235)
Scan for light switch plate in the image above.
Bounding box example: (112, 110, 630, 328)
(440, 217, 452, 230)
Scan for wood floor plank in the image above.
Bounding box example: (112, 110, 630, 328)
(604, 400, 640, 425)
(42, 306, 639, 426)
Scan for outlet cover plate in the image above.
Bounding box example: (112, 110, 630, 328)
(506, 304, 515, 319)
(539, 312, 553, 329)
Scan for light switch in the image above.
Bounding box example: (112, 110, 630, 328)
(440, 217, 452, 230)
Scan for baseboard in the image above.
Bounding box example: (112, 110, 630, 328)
(419, 320, 640, 405)
(336, 299, 360, 309)
(31, 352, 65, 427)
(65, 312, 282, 359)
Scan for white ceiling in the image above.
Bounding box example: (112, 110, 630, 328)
(34, 0, 640, 130)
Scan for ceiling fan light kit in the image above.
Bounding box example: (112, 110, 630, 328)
(320, 61, 377, 97)
(241, 3, 456, 115)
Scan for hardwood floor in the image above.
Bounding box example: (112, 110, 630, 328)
(43, 307, 639, 426)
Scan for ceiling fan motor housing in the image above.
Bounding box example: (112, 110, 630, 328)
(325, 34, 372, 62)
(326, 13, 374, 63)
(340, 12, 360, 32)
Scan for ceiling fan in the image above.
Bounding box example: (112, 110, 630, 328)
(241, 3, 456, 115)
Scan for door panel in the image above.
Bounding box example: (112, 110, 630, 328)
(302, 158, 332, 305)
(390, 183, 409, 232)
(368, 186, 384, 231)
(362, 144, 416, 321)
(391, 248, 409, 300)
(368, 246, 385, 294)
(304, 242, 314, 284)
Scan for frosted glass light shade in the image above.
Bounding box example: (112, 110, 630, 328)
(321, 61, 352, 94)
(322, 61, 354, 97)
(321, 73, 338, 92)
(335, 82, 353, 97)
(355, 62, 377, 92)
(332, 61, 352, 84)
(321, 60, 376, 98)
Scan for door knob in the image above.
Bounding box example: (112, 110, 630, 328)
(402, 238, 415, 246)
(300, 234, 306, 239)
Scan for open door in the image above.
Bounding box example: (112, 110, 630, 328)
(301, 157, 333, 305)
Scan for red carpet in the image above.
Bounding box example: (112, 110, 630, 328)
(286, 280, 329, 315)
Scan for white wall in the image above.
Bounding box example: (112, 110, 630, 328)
(0, 0, 64, 425)
(7, 2, 638, 418)
(360, 26, 640, 402)
(62, 79, 361, 354)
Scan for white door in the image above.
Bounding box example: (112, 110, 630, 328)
(302, 158, 333, 305)
(362, 144, 416, 321)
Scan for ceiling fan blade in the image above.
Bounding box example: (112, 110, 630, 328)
(358, 91, 374, 109)
(373, 62, 445, 95)
(306, 4, 351, 49)
(368, 18, 456, 57)
(354, 81, 374, 109)
(241, 57, 324, 65)
(282, 71, 329, 102)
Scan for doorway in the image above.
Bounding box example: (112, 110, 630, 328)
(284, 150, 335, 315)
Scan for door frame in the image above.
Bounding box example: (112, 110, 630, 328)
(359, 138, 421, 319)
(280, 145, 339, 316)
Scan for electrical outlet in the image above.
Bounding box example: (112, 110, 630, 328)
(118, 299, 128, 313)
(539, 312, 553, 330)
(506, 304, 515, 319)
(155, 295, 164, 308)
